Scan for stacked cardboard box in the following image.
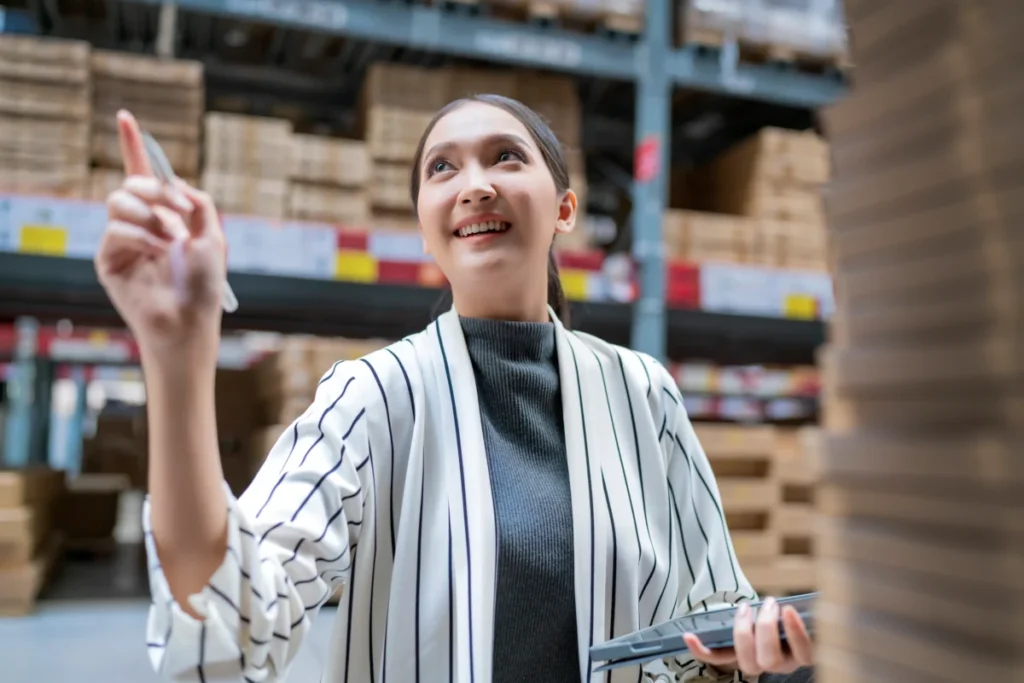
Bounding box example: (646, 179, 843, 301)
(816, 3, 1021, 681)
(88, 51, 203, 199)
(696, 424, 820, 596)
(288, 134, 371, 224)
(0, 468, 65, 615)
(203, 112, 293, 218)
(0, 35, 91, 198)
(709, 127, 830, 270)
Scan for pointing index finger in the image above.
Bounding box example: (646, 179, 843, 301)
(117, 109, 154, 178)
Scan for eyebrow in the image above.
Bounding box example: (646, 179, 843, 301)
(423, 133, 532, 166)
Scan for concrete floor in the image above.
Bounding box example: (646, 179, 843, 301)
(0, 546, 337, 683)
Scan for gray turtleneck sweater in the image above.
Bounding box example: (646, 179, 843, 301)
(459, 316, 580, 683)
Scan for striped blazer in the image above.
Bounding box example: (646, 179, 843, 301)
(143, 307, 757, 683)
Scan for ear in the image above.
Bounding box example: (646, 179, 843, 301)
(555, 189, 578, 235)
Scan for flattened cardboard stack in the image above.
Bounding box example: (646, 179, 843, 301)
(89, 51, 203, 200)
(0, 35, 91, 198)
(816, 2, 1024, 681)
(203, 112, 292, 218)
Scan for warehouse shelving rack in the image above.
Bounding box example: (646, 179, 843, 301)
(0, 0, 845, 467)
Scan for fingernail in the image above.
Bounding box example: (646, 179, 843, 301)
(765, 597, 777, 611)
(738, 603, 749, 618)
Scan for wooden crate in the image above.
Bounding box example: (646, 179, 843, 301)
(91, 50, 202, 87)
(204, 112, 293, 180)
(369, 161, 415, 213)
(361, 62, 452, 112)
(663, 209, 759, 263)
(87, 168, 199, 201)
(90, 51, 203, 151)
(0, 166, 88, 198)
(91, 130, 200, 178)
(201, 172, 288, 219)
(364, 106, 437, 163)
(447, 66, 520, 101)
(288, 183, 371, 225)
(289, 135, 369, 187)
(0, 468, 66, 616)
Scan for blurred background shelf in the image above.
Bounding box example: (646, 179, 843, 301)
(0, 0, 847, 625)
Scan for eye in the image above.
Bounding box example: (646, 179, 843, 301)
(426, 158, 453, 177)
(497, 148, 525, 164)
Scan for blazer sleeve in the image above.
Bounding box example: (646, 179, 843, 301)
(143, 360, 374, 682)
(651, 362, 761, 683)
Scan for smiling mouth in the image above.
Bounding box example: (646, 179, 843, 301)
(455, 220, 511, 238)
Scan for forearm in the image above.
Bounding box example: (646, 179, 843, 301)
(142, 338, 228, 612)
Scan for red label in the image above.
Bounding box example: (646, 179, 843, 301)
(634, 136, 661, 183)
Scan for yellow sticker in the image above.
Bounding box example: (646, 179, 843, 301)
(20, 225, 67, 256)
(334, 250, 378, 283)
(560, 270, 589, 302)
(783, 294, 818, 320)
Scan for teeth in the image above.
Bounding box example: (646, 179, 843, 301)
(456, 221, 509, 237)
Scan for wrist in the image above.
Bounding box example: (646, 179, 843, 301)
(138, 324, 220, 378)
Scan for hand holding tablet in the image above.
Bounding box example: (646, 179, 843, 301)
(684, 596, 814, 677)
(590, 593, 816, 676)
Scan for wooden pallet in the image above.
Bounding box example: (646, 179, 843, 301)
(432, 0, 641, 39)
(680, 25, 849, 75)
(698, 424, 820, 596)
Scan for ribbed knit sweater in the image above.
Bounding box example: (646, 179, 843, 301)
(460, 316, 580, 683)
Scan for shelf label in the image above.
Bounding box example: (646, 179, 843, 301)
(20, 225, 67, 256)
(472, 30, 582, 68)
(559, 269, 590, 302)
(222, 0, 348, 29)
(634, 136, 661, 183)
(783, 294, 818, 320)
(335, 250, 378, 283)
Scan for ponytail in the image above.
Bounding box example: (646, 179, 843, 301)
(547, 249, 570, 327)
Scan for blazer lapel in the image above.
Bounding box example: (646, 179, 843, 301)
(553, 316, 611, 683)
(430, 308, 498, 683)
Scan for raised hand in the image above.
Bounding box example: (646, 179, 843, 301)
(95, 110, 227, 353)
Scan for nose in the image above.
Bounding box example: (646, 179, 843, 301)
(457, 165, 495, 205)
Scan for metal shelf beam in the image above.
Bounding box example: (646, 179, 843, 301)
(117, 0, 847, 107)
(630, 0, 670, 359)
(0, 253, 825, 365)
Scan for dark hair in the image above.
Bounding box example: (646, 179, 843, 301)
(409, 94, 571, 326)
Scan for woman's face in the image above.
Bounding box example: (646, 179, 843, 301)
(415, 102, 576, 313)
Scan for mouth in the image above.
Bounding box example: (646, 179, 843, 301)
(454, 220, 512, 239)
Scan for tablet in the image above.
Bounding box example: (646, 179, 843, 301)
(590, 593, 817, 672)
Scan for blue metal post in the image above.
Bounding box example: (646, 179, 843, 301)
(2, 317, 39, 468)
(629, 0, 672, 360)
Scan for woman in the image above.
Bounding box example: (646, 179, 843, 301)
(97, 97, 813, 683)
